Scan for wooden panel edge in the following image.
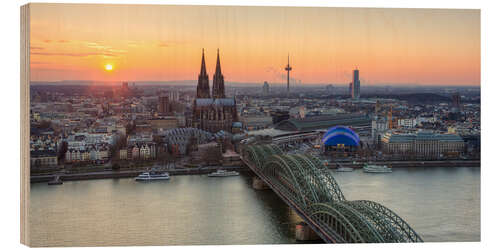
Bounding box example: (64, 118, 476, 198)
(20, 3, 31, 247)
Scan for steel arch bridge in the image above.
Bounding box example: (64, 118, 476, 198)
(241, 144, 423, 243)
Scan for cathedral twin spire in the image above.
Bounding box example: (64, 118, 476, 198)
(196, 49, 210, 98)
(196, 49, 225, 99)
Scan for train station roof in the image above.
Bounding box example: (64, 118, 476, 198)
(275, 114, 370, 132)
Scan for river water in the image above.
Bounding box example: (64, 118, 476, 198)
(29, 167, 480, 246)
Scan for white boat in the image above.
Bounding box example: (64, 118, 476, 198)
(135, 171, 170, 181)
(363, 164, 392, 173)
(208, 169, 239, 177)
(336, 167, 354, 172)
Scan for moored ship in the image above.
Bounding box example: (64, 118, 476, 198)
(135, 171, 170, 181)
(363, 164, 392, 173)
(208, 169, 239, 177)
(336, 167, 354, 172)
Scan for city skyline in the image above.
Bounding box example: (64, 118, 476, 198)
(30, 4, 480, 86)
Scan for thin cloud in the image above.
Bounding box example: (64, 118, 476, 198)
(30, 61, 51, 65)
(158, 40, 185, 48)
(106, 48, 127, 54)
(86, 42, 110, 50)
(158, 41, 170, 47)
(31, 52, 117, 57)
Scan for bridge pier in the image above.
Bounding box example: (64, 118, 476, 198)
(252, 176, 270, 190)
(295, 222, 321, 241)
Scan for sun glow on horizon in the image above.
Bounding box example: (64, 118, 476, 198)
(105, 64, 113, 71)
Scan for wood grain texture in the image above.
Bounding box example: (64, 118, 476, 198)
(20, 3, 30, 246)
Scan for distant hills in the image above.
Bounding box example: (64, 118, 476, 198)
(363, 93, 451, 104)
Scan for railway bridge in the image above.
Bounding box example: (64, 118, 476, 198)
(241, 144, 423, 243)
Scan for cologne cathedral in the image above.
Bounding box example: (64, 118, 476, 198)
(188, 49, 238, 133)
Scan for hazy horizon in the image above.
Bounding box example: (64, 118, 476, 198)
(29, 80, 480, 89)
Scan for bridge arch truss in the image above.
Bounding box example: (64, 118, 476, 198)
(242, 144, 423, 243)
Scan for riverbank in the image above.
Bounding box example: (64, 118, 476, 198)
(31, 159, 480, 183)
(30, 165, 247, 183)
(328, 160, 480, 169)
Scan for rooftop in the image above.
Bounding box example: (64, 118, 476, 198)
(275, 113, 371, 131)
(383, 131, 464, 143)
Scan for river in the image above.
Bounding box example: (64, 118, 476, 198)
(29, 166, 480, 246)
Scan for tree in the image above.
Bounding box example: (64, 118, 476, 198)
(110, 134, 127, 160)
(58, 141, 68, 160)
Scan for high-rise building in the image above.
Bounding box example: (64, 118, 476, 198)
(350, 68, 361, 99)
(263, 81, 270, 95)
(158, 96, 171, 115)
(451, 92, 462, 112)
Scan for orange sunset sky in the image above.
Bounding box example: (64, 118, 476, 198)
(29, 3, 480, 86)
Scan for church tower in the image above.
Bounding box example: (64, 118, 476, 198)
(196, 49, 210, 98)
(212, 49, 226, 98)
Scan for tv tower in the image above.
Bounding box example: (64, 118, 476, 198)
(284, 54, 292, 97)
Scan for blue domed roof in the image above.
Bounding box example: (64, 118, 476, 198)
(322, 126, 360, 147)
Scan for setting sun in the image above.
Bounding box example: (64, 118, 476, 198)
(105, 64, 113, 71)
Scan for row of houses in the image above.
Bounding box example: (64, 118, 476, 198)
(30, 150, 58, 167)
(65, 145, 110, 163)
(119, 143, 157, 160)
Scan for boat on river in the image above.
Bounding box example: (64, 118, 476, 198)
(208, 169, 239, 177)
(336, 167, 354, 172)
(135, 171, 170, 181)
(363, 164, 392, 173)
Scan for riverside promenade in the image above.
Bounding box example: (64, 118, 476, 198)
(31, 159, 479, 183)
(31, 165, 246, 183)
(329, 159, 480, 168)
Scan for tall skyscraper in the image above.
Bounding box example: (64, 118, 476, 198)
(350, 68, 361, 99)
(263, 81, 270, 95)
(158, 96, 171, 115)
(212, 49, 225, 98)
(196, 49, 210, 98)
(451, 92, 462, 112)
(284, 54, 292, 97)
